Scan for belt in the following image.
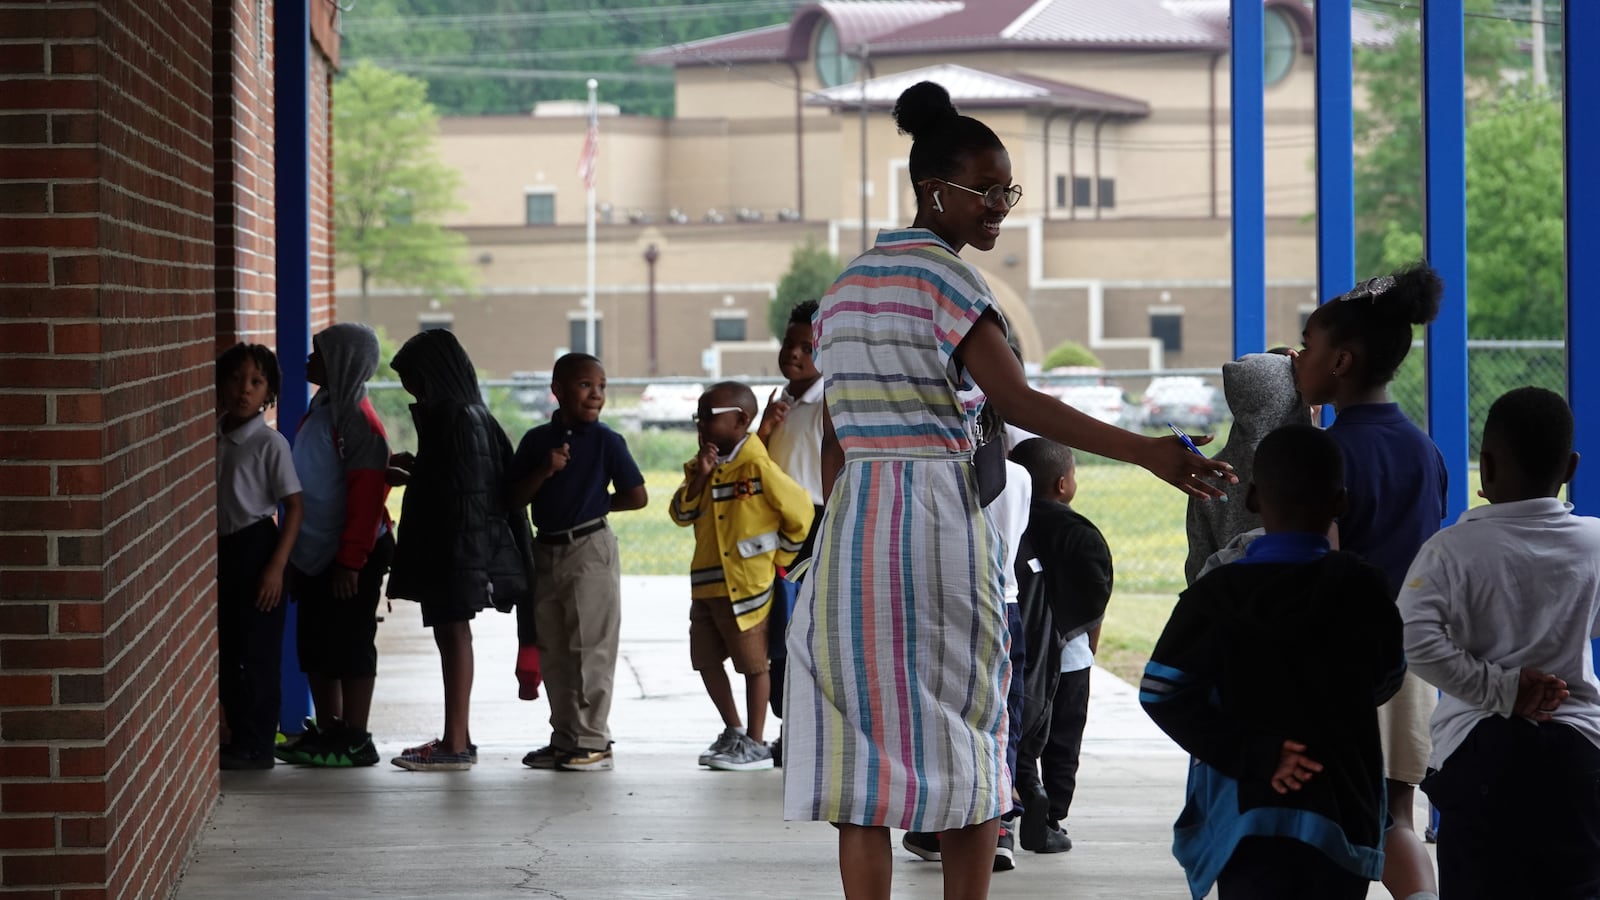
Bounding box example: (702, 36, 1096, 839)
(535, 518, 607, 545)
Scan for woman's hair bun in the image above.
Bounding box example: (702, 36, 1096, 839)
(1385, 261, 1444, 326)
(893, 81, 959, 140)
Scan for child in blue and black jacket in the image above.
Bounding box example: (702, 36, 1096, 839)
(1141, 424, 1405, 900)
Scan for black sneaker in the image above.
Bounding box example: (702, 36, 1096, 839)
(1020, 797, 1073, 853)
(305, 727, 379, 768)
(994, 815, 1016, 872)
(274, 718, 325, 764)
(219, 746, 274, 771)
(902, 831, 942, 862)
(771, 734, 782, 768)
(522, 745, 564, 769)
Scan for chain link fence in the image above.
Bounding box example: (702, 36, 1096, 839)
(365, 339, 1564, 588)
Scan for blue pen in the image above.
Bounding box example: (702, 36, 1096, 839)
(1167, 423, 1204, 456)
(1169, 423, 1229, 501)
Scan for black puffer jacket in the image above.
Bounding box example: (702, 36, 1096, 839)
(386, 330, 535, 613)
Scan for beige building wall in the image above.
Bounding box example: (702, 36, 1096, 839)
(439, 115, 669, 228)
(381, 45, 1338, 381)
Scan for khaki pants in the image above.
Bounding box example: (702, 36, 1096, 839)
(532, 526, 621, 752)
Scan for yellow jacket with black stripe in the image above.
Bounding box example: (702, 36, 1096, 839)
(669, 436, 814, 631)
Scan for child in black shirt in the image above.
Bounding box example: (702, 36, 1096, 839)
(1141, 424, 1405, 900)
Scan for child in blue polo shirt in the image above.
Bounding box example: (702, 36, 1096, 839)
(1294, 262, 1446, 900)
(509, 353, 647, 772)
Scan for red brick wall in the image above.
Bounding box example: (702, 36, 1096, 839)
(213, 0, 276, 349)
(309, 46, 335, 333)
(0, 1, 219, 897)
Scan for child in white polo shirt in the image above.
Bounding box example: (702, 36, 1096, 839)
(215, 343, 303, 770)
(1399, 386, 1600, 899)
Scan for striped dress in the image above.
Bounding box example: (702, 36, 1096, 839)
(782, 228, 1012, 831)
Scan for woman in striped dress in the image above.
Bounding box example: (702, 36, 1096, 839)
(781, 81, 1235, 900)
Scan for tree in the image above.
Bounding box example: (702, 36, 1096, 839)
(1352, 0, 1517, 280)
(769, 237, 842, 340)
(1378, 88, 1565, 338)
(1041, 340, 1103, 370)
(1351, 2, 1564, 338)
(334, 61, 474, 321)
(340, 0, 798, 117)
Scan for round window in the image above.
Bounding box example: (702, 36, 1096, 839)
(1264, 8, 1298, 86)
(814, 19, 858, 88)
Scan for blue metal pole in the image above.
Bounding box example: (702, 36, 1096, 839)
(1565, 0, 1600, 675)
(1421, 0, 1470, 524)
(275, 0, 314, 733)
(1313, 0, 1355, 428)
(1231, 0, 1266, 359)
(1569, 0, 1599, 513)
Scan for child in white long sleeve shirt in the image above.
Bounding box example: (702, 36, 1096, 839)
(1398, 387, 1600, 900)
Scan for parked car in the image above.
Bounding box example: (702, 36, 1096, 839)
(637, 382, 704, 431)
(1142, 376, 1223, 429)
(510, 371, 558, 421)
(1044, 383, 1137, 429)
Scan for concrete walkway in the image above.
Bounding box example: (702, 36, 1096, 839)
(174, 577, 1418, 899)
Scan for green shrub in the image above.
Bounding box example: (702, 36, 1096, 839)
(1041, 340, 1102, 370)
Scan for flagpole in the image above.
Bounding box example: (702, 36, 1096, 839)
(585, 77, 598, 357)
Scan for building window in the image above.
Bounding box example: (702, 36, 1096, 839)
(418, 314, 453, 332)
(525, 190, 556, 225)
(1072, 176, 1092, 208)
(712, 315, 747, 343)
(1150, 311, 1183, 353)
(568, 318, 602, 355)
(1265, 8, 1299, 87)
(1097, 177, 1117, 210)
(1055, 175, 1068, 208)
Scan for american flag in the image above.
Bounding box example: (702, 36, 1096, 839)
(577, 102, 598, 190)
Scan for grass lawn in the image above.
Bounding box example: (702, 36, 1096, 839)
(390, 456, 1484, 687)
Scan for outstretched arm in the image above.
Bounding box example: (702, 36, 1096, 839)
(958, 313, 1234, 499)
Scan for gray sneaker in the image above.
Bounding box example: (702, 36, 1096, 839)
(707, 733, 774, 772)
(698, 727, 741, 767)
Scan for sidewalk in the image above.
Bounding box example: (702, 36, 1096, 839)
(174, 577, 1412, 899)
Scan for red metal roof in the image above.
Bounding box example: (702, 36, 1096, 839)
(637, 0, 1391, 67)
(805, 63, 1151, 116)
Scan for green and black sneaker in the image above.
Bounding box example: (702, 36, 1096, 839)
(274, 718, 326, 765)
(305, 727, 379, 768)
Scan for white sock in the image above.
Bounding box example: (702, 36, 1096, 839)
(734, 726, 747, 735)
(1404, 893, 1440, 900)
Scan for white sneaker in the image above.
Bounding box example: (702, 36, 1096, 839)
(707, 733, 774, 772)
(698, 727, 740, 767)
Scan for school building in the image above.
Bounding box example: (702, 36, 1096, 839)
(0, 0, 341, 895)
(346, 0, 1393, 379)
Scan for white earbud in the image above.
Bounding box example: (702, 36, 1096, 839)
(931, 191, 944, 213)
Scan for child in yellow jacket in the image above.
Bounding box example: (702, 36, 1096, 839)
(671, 381, 814, 771)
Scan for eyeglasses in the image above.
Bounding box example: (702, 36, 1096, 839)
(937, 179, 1023, 209)
(692, 406, 742, 423)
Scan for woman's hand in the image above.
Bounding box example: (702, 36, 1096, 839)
(1141, 434, 1236, 500)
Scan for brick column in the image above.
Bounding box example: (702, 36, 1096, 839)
(213, 0, 277, 349)
(0, 2, 219, 897)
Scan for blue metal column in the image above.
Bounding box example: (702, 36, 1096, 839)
(1421, 0, 1470, 523)
(275, 0, 314, 732)
(1566, 0, 1600, 674)
(1230, 0, 1266, 358)
(1313, 0, 1355, 428)
(1569, 0, 1598, 512)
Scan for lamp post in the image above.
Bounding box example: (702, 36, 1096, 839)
(644, 243, 660, 376)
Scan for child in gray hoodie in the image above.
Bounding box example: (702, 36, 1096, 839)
(1184, 352, 1311, 584)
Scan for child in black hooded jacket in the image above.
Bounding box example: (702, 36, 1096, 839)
(386, 328, 534, 771)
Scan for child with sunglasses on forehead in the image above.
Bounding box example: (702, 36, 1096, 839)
(671, 381, 814, 771)
(1293, 260, 1446, 900)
